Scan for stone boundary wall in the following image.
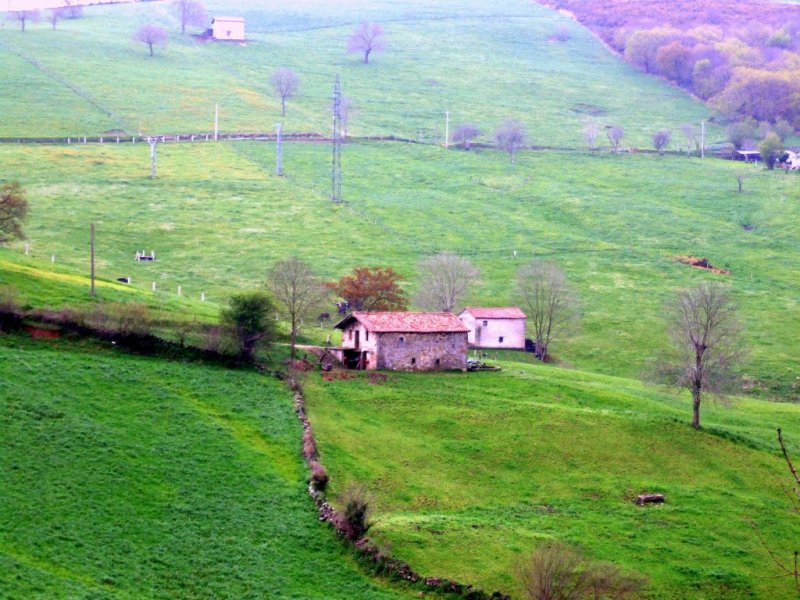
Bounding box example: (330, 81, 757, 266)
(288, 375, 511, 600)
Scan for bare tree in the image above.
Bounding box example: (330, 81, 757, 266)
(48, 7, 67, 30)
(495, 120, 527, 163)
(415, 252, 479, 313)
(452, 123, 480, 150)
(347, 22, 385, 64)
(656, 282, 742, 429)
(516, 542, 592, 600)
(63, 1, 83, 19)
(586, 562, 647, 600)
(583, 121, 600, 154)
(607, 125, 625, 153)
(331, 95, 354, 139)
(736, 173, 746, 193)
(266, 257, 328, 360)
(134, 24, 169, 57)
(751, 428, 800, 595)
(652, 129, 671, 155)
(271, 68, 299, 117)
(680, 124, 699, 157)
(9, 10, 41, 32)
(515, 260, 578, 362)
(172, 0, 206, 35)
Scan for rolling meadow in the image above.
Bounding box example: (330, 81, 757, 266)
(2, 0, 800, 598)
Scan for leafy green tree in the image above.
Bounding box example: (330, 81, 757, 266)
(221, 291, 279, 361)
(0, 182, 29, 243)
(759, 132, 784, 170)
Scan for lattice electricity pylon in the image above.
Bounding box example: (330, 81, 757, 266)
(331, 75, 343, 203)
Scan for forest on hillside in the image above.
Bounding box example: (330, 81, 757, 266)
(541, 0, 800, 133)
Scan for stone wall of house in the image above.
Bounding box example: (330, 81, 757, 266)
(376, 332, 468, 371)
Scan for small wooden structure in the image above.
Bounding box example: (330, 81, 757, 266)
(635, 493, 665, 506)
(212, 16, 245, 41)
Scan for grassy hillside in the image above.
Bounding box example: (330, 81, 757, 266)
(305, 362, 800, 599)
(0, 0, 721, 146)
(2, 141, 798, 396)
(0, 335, 411, 599)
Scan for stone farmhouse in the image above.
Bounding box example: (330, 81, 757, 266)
(333, 312, 469, 371)
(212, 16, 245, 41)
(458, 307, 527, 350)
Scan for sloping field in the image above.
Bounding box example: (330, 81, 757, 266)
(0, 336, 410, 599)
(305, 363, 800, 599)
(0, 0, 720, 145)
(2, 141, 798, 396)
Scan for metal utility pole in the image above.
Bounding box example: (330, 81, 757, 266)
(331, 75, 343, 203)
(148, 137, 157, 178)
(275, 123, 283, 176)
(214, 103, 219, 141)
(701, 121, 705, 159)
(445, 111, 450, 149)
(90, 222, 96, 297)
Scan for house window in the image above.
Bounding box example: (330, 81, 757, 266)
(399, 336, 405, 343)
(365, 331, 369, 341)
(499, 336, 504, 343)
(411, 358, 416, 365)
(483, 320, 488, 327)
(435, 359, 440, 366)
(349, 330, 353, 340)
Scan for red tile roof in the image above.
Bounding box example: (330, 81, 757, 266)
(336, 312, 469, 333)
(460, 307, 526, 320)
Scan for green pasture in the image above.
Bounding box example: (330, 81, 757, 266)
(2, 140, 798, 397)
(0, 0, 720, 146)
(0, 335, 411, 599)
(305, 363, 800, 599)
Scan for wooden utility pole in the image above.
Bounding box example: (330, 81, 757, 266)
(275, 123, 283, 176)
(148, 137, 157, 178)
(445, 111, 450, 149)
(90, 222, 96, 297)
(701, 121, 705, 159)
(214, 103, 219, 141)
(331, 75, 343, 203)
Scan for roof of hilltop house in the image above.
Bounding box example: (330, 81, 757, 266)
(461, 307, 526, 319)
(335, 312, 470, 333)
(213, 16, 245, 22)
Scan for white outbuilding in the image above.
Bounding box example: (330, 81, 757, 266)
(212, 16, 245, 42)
(458, 307, 527, 350)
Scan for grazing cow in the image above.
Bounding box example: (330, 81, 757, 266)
(318, 312, 331, 324)
(117, 277, 131, 284)
(336, 301, 349, 315)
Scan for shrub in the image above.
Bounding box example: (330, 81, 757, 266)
(338, 482, 373, 540)
(309, 461, 329, 491)
(0, 285, 22, 332)
(758, 131, 784, 169)
(302, 429, 317, 460)
(85, 302, 154, 338)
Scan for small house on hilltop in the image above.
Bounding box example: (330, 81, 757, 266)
(212, 16, 245, 41)
(458, 307, 526, 350)
(333, 312, 469, 371)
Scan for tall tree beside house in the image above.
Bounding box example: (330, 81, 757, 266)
(266, 257, 328, 360)
(653, 282, 743, 429)
(220, 291, 279, 362)
(494, 120, 526, 163)
(347, 22, 385, 64)
(172, 0, 206, 35)
(758, 132, 784, 170)
(329, 266, 407, 312)
(415, 252, 479, 313)
(514, 260, 578, 362)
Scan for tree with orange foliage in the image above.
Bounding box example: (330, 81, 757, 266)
(329, 266, 407, 312)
